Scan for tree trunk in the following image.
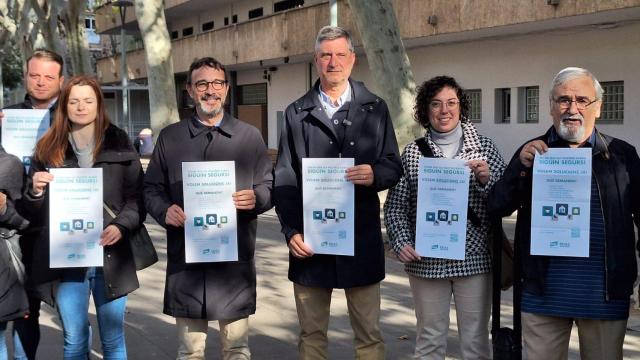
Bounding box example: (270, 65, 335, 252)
(134, 0, 179, 140)
(61, 0, 92, 75)
(347, 0, 421, 148)
(30, 0, 66, 59)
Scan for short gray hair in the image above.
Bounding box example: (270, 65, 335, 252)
(314, 26, 354, 53)
(549, 67, 604, 100)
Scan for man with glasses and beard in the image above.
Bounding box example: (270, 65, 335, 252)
(490, 67, 640, 360)
(144, 57, 273, 360)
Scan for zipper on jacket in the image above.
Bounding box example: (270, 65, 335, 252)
(594, 174, 609, 301)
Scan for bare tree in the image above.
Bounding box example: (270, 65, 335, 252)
(61, 0, 92, 74)
(348, 0, 421, 148)
(0, 0, 26, 107)
(134, 0, 179, 138)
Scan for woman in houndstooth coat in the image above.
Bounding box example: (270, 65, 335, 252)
(384, 76, 506, 360)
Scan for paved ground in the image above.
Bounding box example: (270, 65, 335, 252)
(5, 211, 640, 359)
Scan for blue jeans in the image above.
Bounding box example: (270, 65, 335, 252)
(56, 267, 127, 360)
(0, 296, 40, 360)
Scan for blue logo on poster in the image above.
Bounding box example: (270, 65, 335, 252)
(556, 203, 568, 216)
(426, 212, 435, 221)
(571, 228, 580, 238)
(206, 214, 217, 225)
(451, 214, 459, 222)
(313, 211, 323, 220)
(325, 209, 335, 219)
(571, 207, 580, 215)
(72, 219, 83, 230)
(338, 230, 346, 239)
(221, 216, 228, 224)
(194, 217, 204, 226)
(431, 244, 439, 250)
(60, 222, 70, 231)
(437, 210, 448, 221)
(338, 212, 346, 219)
(542, 206, 553, 217)
(550, 241, 558, 248)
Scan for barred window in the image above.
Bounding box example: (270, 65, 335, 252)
(464, 89, 481, 123)
(495, 88, 510, 124)
(525, 86, 539, 123)
(599, 81, 623, 124)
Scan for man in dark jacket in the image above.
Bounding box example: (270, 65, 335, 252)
(0, 48, 64, 360)
(144, 57, 272, 360)
(490, 67, 640, 360)
(274, 26, 402, 359)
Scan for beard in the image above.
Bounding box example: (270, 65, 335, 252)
(196, 93, 224, 118)
(557, 115, 586, 143)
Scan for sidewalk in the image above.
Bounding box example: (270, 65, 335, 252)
(13, 211, 640, 359)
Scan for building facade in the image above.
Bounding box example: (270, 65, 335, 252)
(94, 0, 640, 158)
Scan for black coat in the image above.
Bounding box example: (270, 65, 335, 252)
(489, 127, 640, 300)
(144, 114, 273, 321)
(24, 124, 143, 305)
(274, 79, 402, 288)
(0, 153, 29, 322)
(3, 97, 57, 299)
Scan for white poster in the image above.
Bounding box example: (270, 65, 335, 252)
(531, 148, 591, 257)
(1, 109, 49, 168)
(302, 158, 355, 256)
(182, 161, 238, 263)
(49, 168, 103, 268)
(415, 158, 470, 260)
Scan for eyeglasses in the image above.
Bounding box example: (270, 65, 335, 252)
(553, 96, 599, 110)
(194, 79, 227, 92)
(429, 100, 459, 111)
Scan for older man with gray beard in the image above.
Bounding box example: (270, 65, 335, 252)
(490, 67, 640, 360)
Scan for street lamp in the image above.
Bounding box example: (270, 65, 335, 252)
(109, 0, 134, 135)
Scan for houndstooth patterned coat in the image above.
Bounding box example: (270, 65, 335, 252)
(384, 121, 506, 278)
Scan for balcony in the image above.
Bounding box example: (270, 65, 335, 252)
(95, 0, 640, 84)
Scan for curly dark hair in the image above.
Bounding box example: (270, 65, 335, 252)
(414, 76, 470, 129)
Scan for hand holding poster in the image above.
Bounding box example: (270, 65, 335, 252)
(182, 161, 238, 263)
(49, 168, 103, 268)
(302, 158, 355, 256)
(531, 148, 591, 257)
(415, 158, 470, 260)
(1, 109, 50, 168)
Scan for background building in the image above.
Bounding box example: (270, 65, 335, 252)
(94, 0, 640, 158)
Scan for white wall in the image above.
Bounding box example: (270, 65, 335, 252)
(335, 21, 640, 158)
(244, 20, 640, 156)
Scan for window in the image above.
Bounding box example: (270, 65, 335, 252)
(170, 30, 179, 40)
(232, 15, 238, 24)
(182, 27, 193, 37)
(599, 81, 624, 124)
(224, 17, 229, 26)
(495, 88, 511, 123)
(202, 21, 214, 32)
(517, 86, 539, 123)
(274, 0, 304, 12)
(463, 89, 481, 123)
(240, 84, 267, 105)
(248, 8, 264, 19)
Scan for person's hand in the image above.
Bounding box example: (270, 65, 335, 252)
(467, 159, 490, 185)
(165, 204, 186, 227)
(288, 233, 313, 259)
(0, 111, 4, 125)
(32, 171, 54, 195)
(232, 189, 256, 210)
(345, 164, 374, 186)
(100, 225, 122, 246)
(519, 140, 548, 168)
(398, 244, 421, 263)
(0, 192, 6, 214)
